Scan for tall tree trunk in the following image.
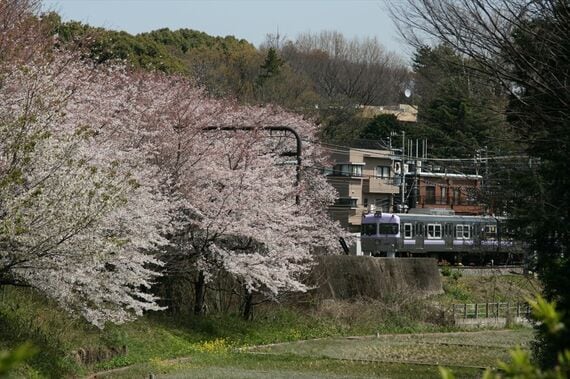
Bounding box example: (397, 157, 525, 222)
(194, 270, 206, 316)
(241, 286, 254, 320)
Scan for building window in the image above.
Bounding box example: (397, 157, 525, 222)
(455, 224, 471, 239)
(425, 186, 436, 204)
(440, 186, 448, 204)
(403, 223, 413, 239)
(376, 165, 391, 178)
(334, 198, 357, 207)
(334, 164, 362, 177)
(374, 198, 390, 211)
(351, 165, 362, 177)
(338, 164, 350, 176)
(427, 223, 442, 239)
(453, 188, 461, 205)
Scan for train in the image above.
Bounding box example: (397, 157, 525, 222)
(360, 210, 525, 265)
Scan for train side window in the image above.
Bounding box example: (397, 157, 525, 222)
(446, 223, 453, 237)
(403, 223, 413, 239)
(427, 223, 442, 239)
(455, 224, 471, 239)
(484, 224, 497, 240)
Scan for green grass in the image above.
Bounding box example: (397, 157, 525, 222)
(437, 274, 541, 305)
(251, 329, 533, 367)
(95, 351, 483, 379)
(0, 274, 540, 378)
(90, 328, 534, 378)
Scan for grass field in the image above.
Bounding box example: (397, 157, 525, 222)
(93, 329, 532, 378)
(0, 274, 539, 378)
(250, 329, 533, 367)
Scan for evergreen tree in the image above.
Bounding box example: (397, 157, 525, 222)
(392, 0, 569, 368)
(505, 3, 570, 367)
(412, 45, 511, 158)
(359, 114, 401, 140)
(256, 47, 284, 86)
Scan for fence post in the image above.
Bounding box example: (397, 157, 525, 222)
(475, 303, 479, 319)
(486, 303, 489, 318)
(464, 303, 467, 318)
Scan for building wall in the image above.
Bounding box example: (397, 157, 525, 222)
(326, 147, 399, 233)
(414, 174, 483, 215)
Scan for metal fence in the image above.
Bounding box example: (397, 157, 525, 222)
(452, 302, 531, 319)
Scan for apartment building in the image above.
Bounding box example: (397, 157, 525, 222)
(325, 146, 400, 233)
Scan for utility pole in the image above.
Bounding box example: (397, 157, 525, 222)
(401, 131, 406, 212)
(484, 146, 489, 193)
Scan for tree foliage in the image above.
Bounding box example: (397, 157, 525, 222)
(410, 44, 513, 158)
(1, 0, 345, 326)
(281, 31, 410, 106)
(359, 114, 401, 140)
(391, 0, 570, 368)
(39, 14, 413, 144)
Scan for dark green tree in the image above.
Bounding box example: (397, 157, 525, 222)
(359, 114, 401, 140)
(411, 44, 511, 158)
(505, 3, 570, 367)
(256, 47, 284, 86)
(391, 0, 569, 368)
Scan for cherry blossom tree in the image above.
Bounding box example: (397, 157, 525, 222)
(1, 1, 347, 324)
(0, 0, 51, 66)
(0, 4, 176, 325)
(133, 78, 345, 316)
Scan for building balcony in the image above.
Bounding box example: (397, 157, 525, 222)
(348, 208, 364, 225)
(363, 177, 399, 194)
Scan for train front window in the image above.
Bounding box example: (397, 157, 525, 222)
(362, 224, 377, 236)
(378, 223, 399, 235)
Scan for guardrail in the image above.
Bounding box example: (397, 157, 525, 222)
(452, 302, 531, 319)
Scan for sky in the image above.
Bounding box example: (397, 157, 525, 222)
(41, 0, 412, 59)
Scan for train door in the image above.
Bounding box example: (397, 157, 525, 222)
(445, 223, 453, 249)
(473, 222, 482, 248)
(402, 222, 414, 255)
(415, 222, 424, 250)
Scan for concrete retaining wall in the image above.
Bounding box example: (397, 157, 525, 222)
(307, 256, 443, 300)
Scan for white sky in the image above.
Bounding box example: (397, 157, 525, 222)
(41, 0, 412, 60)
